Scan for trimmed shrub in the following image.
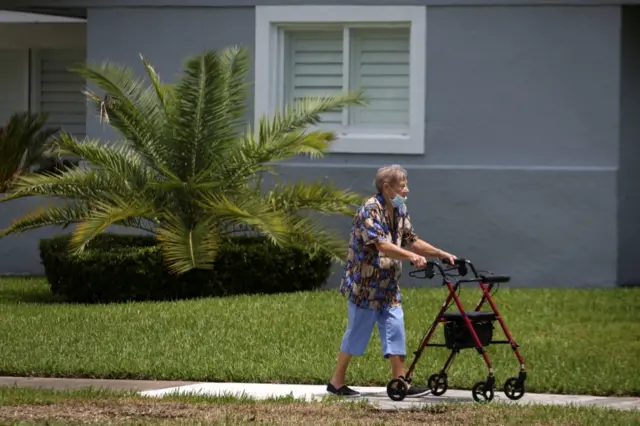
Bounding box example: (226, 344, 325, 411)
(39, 233, 333, 303)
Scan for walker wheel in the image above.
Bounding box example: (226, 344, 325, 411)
(471, 380, 494, 403)
(503, 377, 525, 400)
(386, 377, 409, 402)
(427, 373, 448, 396)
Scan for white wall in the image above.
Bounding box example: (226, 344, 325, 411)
(0, 23, 86, 124)
(0, 22, 87, 275)
(0, 50, 29, 124)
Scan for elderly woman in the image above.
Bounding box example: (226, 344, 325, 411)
(327, 164, 456, 397)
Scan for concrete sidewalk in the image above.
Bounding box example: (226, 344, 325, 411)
(1, 376, 638, 411)
(0, 376, 196, 392)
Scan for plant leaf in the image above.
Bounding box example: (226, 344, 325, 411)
(69, 196, 157, 254)
(199, 192, 290, 245)
(72, 61, 166, 165)
(0, 201, 92, 238)
(155, 213, 219, 274)
(265, 179, 364, 216)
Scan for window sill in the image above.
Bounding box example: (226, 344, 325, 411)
(328, 132, 424, 154)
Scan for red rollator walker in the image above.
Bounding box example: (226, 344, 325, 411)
(386, 258, 527, 403)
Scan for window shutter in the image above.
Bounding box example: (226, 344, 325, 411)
(349, 28, 410, 130)
(284, 30, 344, 125)
(38, 49, 86, 140)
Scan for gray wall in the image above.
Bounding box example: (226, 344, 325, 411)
(618, 6, 640, 287)
(0, 198, 65, 275)
(83, 5, 620, 288)
(277, 5, 621, 288)
(85, 7, 255, 140)
(1, 0, 639, 7)
(0, 5, 627, 289)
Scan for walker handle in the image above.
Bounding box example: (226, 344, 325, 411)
(441, 257, 466, 266)
(441, 257, 470, 276)
(408, 261, 438, 279)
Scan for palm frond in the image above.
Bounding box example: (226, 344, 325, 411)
(156, 213, 219, 274)
(219, 45, 250, 127)
(199, 192, 291, 245)
(0, 201, 92, 238)
(258, 129, 338, 163)
(1, 132, 156, 204)
(256, 92, 367, 148)
(69, 196, 157, 254)
(50, 133, 152, 186)
(150, 176, 226, 193)
(72, 61, 166, 164)
(23, 129, 60, 170)
(265, 180, 364, 216)
(198, 133, 270, 189)
(237, 91, 366, 167)
(200, 190, 347, 262)
(170, 50, 237, 181)
(140, 54, 173, 114)
(3, 166, 138, 203)
(0, 112, 59, 191)
(189, 46, 252, 185)
(284, 214, 349, 263)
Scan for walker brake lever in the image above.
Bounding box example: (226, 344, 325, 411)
(409, 261, 435, 279)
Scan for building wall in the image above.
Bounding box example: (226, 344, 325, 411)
(618, 6, 640, 287)
(0, 23, 86, 123)
(0, 5, 625, 289)
(2, 0, 639, 7)
(0, 49, 29, 124)
(81, 5, 621, 288)
(0, 197, 67, 275)
(0, 22, 86, 275)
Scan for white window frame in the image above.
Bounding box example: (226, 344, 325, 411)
(254, 6, 427, 155)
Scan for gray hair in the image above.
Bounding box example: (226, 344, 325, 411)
(373, 164, 408, 192)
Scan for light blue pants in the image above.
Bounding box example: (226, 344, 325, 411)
(340, 300, 406, 358)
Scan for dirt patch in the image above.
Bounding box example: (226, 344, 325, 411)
(1, 398, 619, 426)
(0, 399, 497, 425)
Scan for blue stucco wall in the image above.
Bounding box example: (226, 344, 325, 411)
(0, 4, 628, 290)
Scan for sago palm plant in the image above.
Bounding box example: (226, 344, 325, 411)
(0, 112, 60, 193)
(0, 46, 367, 274)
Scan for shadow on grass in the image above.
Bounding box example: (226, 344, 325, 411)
(0, 278, 69, 305)
(0, 277, 220, 306)
(2, 288, 68, 305)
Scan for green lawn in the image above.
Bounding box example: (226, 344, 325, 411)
(1, 277, 639, 397)
(1, 387, 638, 426)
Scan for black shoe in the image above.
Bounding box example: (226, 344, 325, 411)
(406, 385, 430, 397)
(326, 382, 360, 397)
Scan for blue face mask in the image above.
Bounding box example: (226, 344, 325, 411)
(390, 193, 406, 208)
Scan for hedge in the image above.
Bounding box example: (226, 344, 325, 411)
(39, 233, 333, 303)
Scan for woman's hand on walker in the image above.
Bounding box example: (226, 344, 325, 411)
(409, 253, 428, 268)
(436, 249, 457, 265)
